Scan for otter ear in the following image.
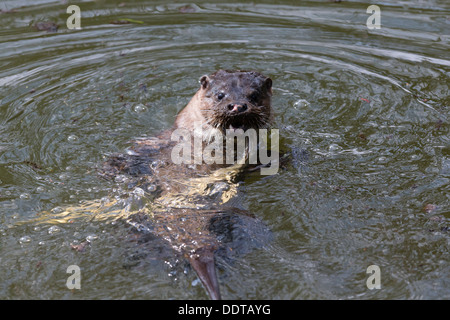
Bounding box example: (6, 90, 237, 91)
(263, 77, 272, 94)
(199, 75, 210, 89)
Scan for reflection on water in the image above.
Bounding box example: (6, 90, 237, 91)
(0, 0, 448, 299)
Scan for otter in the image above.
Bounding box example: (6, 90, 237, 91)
(100, 70, 275, 300)
(175, 69, 273, 133)
(30, 70, 275, 300)
(121, 70, 276, 176)
(108, 69, 275, 176)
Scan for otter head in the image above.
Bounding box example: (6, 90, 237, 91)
(197, 70, 273, 133)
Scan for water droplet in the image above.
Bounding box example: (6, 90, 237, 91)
(125, 148, 139, 156)
(48, 226, 61, 234)
(19, 236, 31, 244)
(36, 186, 45, 193)
(59, 173, 69, 180)
(100, 196, 110, 205)
(133, 187, 145, 197)
(19, 193, 30, 199)
(151, 160, 164, 169)
(114, 175, 128, 183)
(133, 104, 148, 113)
(86, 234, 98, 242)
(328, 144, 342, 152)
(294, 99, 310, 108)
(192, 278, 200, 286)
(67, 135, 79, 143)
(51, 206, 64, 214)
(147, 184, 157, 192)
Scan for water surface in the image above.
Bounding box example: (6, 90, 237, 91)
(0, 0, 448, 299)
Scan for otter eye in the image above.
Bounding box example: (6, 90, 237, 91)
(249, 92, 259, 102)
(217, 92, 225, 100)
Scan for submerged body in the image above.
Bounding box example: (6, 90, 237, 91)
(115, 70, 274, 299)
(37, 70, 275, 299)
(110, 70, 275, 299)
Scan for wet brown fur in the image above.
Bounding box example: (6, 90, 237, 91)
(103, 70, 273, 299)
(175, 69, 273, 133)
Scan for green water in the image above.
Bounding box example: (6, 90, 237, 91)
(0, 0, 448, 299)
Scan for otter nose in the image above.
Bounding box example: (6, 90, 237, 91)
(227, 103, 248, 113)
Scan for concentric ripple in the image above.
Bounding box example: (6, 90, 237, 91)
(0, 0, 448, 299)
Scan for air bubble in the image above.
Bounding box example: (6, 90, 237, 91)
(59, 173, 69, 180)
(294, 99, 310, 108)
(328, 144, 342, 152)
(51, 206, 64, 214)
(19, 236, 31, 244)
(133, 104, 148, 113)
(151, 160, 163, 169)
(19, 193, 30, 199)
(133, 187, 145, 197)
(48, 226, 61, 234)
(86, 234, 98, 242)
(67, 135, 79, 143)
(114, 175, 129, 183)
